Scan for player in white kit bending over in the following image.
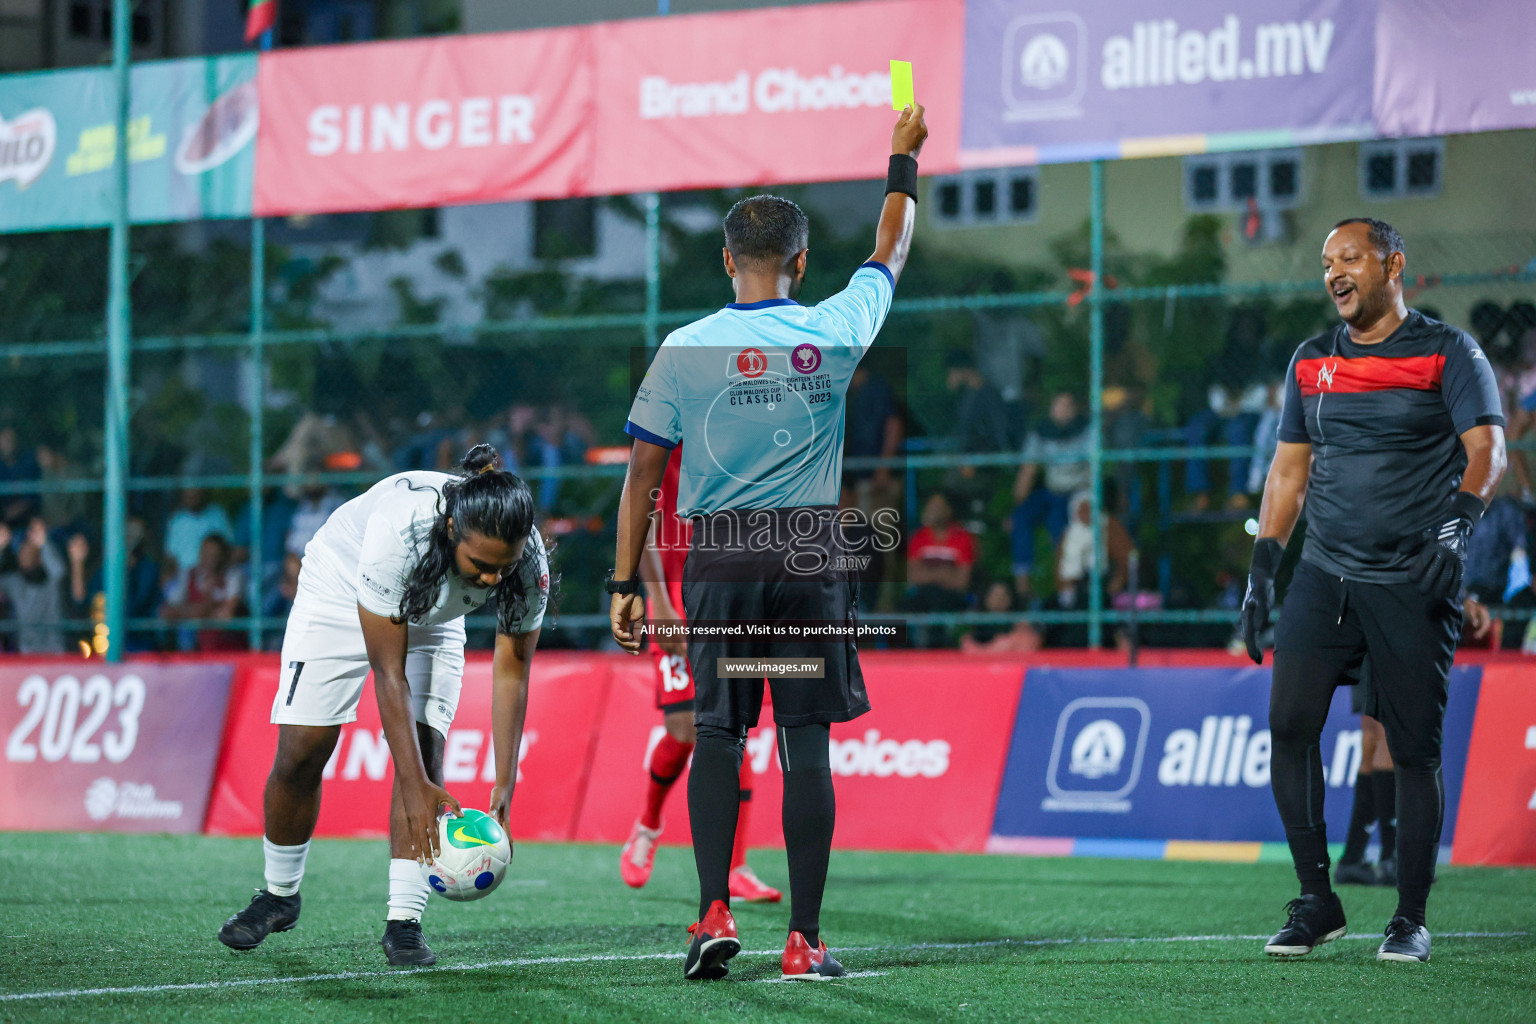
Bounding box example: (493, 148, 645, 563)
(218, 445, 550, 966)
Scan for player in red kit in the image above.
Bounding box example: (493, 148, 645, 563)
(618, 444, 781, 903)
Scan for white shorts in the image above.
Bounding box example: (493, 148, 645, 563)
(272, 573, 466, 736)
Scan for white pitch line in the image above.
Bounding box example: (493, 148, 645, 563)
(756, 970, 890, 983)
(0, 932, 1525, 1004)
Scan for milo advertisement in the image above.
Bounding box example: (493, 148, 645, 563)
(0, 54, 256, 232)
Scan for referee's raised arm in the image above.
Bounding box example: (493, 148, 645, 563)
(871, 103, 928, 282)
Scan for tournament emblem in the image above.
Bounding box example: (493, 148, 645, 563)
(792, 343, 822, 374)
(736, 348, 767, 378)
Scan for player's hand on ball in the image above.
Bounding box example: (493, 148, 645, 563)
(489, 782, 511, 831)
(892, 101, 927, 158)
(405, 778, 462, 861)
(1240, 538, 1283, 665)
(610, 592, 646, 655)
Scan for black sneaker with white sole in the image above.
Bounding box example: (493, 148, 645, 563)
(381, 919, 438, 966)
(1264, 893, 1347, 957)
(218, 889, 301, 951)
(1377, 916, 1431, 962)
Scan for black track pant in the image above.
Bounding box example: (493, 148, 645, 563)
(1270, 560, 1459, 925)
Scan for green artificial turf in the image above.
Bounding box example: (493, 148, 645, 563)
(1, 833, 1532, 1023)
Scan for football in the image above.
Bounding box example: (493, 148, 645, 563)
(420, 809, 512, 901)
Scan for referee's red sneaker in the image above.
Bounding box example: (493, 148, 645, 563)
(684, 900, 740, 980)
(781, 931, 845, 981)
(728, 865, 782, 903)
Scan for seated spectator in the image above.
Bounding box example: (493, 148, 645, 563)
(1244, 382, 1285, 497)
(162, 534, 247, 651)
(0, 425, 40, 525)
(286, 482, 345, 558)
(234, 486, 298, 591)
(1464, 495, 1526, 609)
(960, 581, 1041, 653)
(844, 365, 903, 515)
(164, 488, 234, 577)
(1010, 392, 1089, 597)
(947, 350, 1011, 456)
(260, 552, 303, 651)
(1055, 489, 1133, 609)
(86, 517, 162, 653)
(1182, 384, 1267, 510)
(0, 518, 67, 653)
(35, 444, 88, 537)
(902, 493, 975, 645)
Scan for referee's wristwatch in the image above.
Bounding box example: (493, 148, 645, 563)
(604, 569, 640, 596)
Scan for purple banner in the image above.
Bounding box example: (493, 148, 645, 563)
(0, 663, 234, 834)
(1374, 0, 1536, 138)
(961, 0, 1376, 164)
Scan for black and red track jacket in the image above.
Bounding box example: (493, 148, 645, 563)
(1277, 311, 1504, 584)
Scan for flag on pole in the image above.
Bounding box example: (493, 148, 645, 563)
(244, 0, 276, 42)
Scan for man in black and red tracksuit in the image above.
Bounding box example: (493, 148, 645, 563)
(1241, 218, 1505, 964)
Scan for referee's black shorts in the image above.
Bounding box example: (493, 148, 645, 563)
(682, 504, 871, 731)
(1275, 559, 1462, 759)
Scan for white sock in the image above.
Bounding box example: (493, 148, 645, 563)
(263, 837, 309, 897)
(387, 858, 431, 922)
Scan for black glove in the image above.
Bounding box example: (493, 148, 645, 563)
(1240, 538, 1284, 665)
(1407, 492, 1485, 600)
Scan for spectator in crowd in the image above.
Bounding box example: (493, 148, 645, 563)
(1010, 391, 1090, 597)
(234, 486, 298, 594)
(35, 444, 88, 537)
(259, 552, 303, 651)
(844, 365, 903, 515)
(837, 476, 888, 613)
(1182, 383, 1268, 510)
(84, 517, 162, 653)
(0, 425, 41, 525)
(164, 488, 234, 577)
(162, 533, 247, 651)
(285, 481, 345, 559)
(1102, 385, 1149, 520)
(1462, 495, 1526, 649)
(947, 350, 1011, 456)
(0, 518, 67, 653)
(1244, 381, 1286, 497)
(1054, 488, 1133, 609)
(959, 580, 1041, 653)
(902, 492, 976, 646)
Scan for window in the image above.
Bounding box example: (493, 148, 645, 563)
(534, 198, 597, 259)
(1359, 138, 1444, 199)
(68, 2, 91, 37)
(1183, 149, 1303, 212)
(930, 168, 1039, 227)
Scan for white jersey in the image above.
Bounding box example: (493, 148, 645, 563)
(296, 470, 548, 635)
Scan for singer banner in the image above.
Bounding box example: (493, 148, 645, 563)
(252, 28, 595, 216)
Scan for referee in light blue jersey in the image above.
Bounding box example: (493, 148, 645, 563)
(609, 103, 929, 983)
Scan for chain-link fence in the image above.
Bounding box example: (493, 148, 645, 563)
(1, 138, 1533, 656)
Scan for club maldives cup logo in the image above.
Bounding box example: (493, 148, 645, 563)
(736, 348, 767, 378)
(0, 107, 57, 189)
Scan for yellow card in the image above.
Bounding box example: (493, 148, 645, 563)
(890, 60, 915, 111)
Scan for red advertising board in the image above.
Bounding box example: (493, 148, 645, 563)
(204, 653, 611, 839)
(589, 0, 963, 195)
(1451, 665, 1536, 866)
(574, 651, 1024, 852)
(0, 663, 233, 833)
(253, 28, 595, 216)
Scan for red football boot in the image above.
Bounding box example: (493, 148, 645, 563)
(619, 820, 662, 889)
(781, 930, 845, 981)
(684, 900, 740, 980)
(728, 865, 783, 903)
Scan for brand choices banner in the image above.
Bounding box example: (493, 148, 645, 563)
(991, 667, 1482, 844)
(588, 0, 963, 195)
(0, 663, 234, 833)
(0, 56, 255, 231)
(1451, 665, 1536, 866)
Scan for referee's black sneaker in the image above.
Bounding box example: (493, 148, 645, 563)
(1333, 860, 1378, 886)
(1264, 893, 1347, 957)
(381, 919, 437, 966)
(684, 900, 740, 980)
(1377, 917, 1431, 963)
(218, 889, 301, 950)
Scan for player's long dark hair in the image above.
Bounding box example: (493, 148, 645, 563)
(395, 445, 547, 630)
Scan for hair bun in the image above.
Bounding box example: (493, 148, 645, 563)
(461, 444, 502, 475)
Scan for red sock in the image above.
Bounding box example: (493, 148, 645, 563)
(640, 734, 693, 830)
(731, 755, 753, 871)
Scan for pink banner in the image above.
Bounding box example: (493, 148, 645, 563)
(0, 663, 233, 833)
(590, 0, 963, 194)
(253, 29, 594, 216)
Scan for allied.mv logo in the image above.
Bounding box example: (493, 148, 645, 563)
(1019, 34, 1070, 90)
(1043, 697, 1150, 812)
